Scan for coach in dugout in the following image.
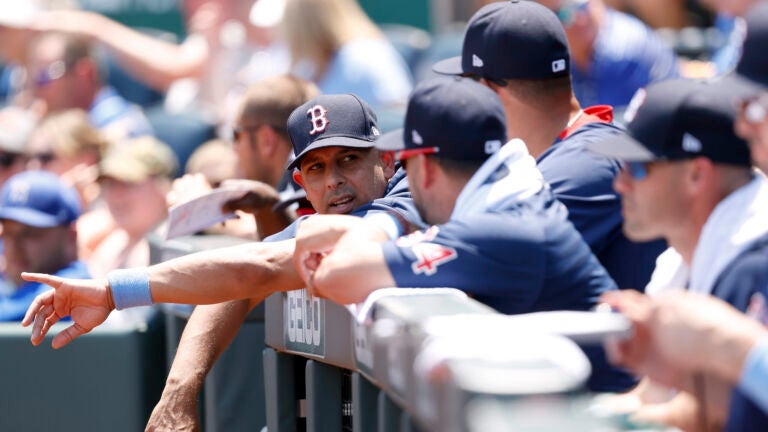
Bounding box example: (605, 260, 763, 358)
(21, 91, 421, 430)
(293, 76, 630, 391)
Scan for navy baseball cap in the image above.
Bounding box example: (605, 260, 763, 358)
(286, 94, 381, 170)
(376, 76, 507, 163)
(433, 0, 570, 81)
(0, 171, 81, 228)
(587, 79, 750, 166)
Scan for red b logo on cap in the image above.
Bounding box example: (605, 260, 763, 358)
(307, 105, 329, 135)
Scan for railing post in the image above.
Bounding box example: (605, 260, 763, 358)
(305, 360, 343, 432)
(264, 348, 298, 432)
(352, 372, 378, 431)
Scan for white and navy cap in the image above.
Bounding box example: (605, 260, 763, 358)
(286, 94, 381, 170)
(588, 79, 751, 167)
(433, 0, 570, 81)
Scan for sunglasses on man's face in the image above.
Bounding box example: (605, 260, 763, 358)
(622, 161, 649, 180)
(33, 60, 68, 87)
(0, 152, 20, 168)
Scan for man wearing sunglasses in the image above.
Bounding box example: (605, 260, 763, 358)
(27, 32, 153, 141)
(535, 0, 678, 108)
(293, 76, 630, 392)
(432, 0, 666, 294)
(588, 78, 768, 431)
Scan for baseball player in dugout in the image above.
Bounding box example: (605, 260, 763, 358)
(21, 92, 421, 431)
(433, 0, 666, 291)
(588, 78, 768, 431)
(293, 76, 633, 392)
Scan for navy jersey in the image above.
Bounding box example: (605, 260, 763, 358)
(540, 121, 666, 290)
(710, 233, 768, 432)
(265, 168, 420, 242)
(382, 189, 613, 314)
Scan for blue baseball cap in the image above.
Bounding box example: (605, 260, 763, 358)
(433, 0, 570, 81)
(286, 94, 381, 170)
(0, 171, 81, 228)
(587, 79, 751, 167)
(377, 76, 507, 163)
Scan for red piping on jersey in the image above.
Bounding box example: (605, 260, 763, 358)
(558, 105, 614, 140)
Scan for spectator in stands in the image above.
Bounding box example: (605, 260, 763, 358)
(85, 136, 177, 278)
(28, 0, 289, 123)
(26, 32, 153, 140)
(0, 107, 35, 185)
(282, 0, 412, 110)
(433, 0, 666, 292)
(0, 171, 88, 321)
(21, 92, 420, 432)
(535, 0, 679, 109)
(603, 289, 768, 417)
(588, 78, 768, 431)
(26, 109, 109, 208)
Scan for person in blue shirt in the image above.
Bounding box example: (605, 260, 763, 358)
(294, 76, 626, 391)
(0, 171, 90, 321)
(27, 32, 153, 141)
(432, 0, 666, 292)
(537, 0, 679, 109)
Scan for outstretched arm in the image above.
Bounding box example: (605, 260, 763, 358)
(31, 10, 209, 90)
(23, 239, 302, 348)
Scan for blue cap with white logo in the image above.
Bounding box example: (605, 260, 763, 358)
(286, 94, 381, 170)
(377, 76, 507, 163)
(0, 171, 81, 228)
(433, 0, 571, 81)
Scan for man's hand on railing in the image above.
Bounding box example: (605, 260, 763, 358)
(21, 273, 114, 349)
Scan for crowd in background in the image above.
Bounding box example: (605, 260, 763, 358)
(2, 0, 768, 431)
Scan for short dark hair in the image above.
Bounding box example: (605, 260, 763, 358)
(430, 155, 484, 179)
(503, 75, 572, 102)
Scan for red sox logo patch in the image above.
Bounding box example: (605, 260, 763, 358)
(307, 105, 329, 135)
(410, 243, 458, 276)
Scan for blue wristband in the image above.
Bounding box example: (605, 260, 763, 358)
(107, 268, 153, 310)
(739, 336, 768, 414)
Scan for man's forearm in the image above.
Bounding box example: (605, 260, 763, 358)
(163, 299, 260, 394)
(146, 240, 301, 305)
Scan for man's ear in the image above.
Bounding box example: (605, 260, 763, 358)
(380, 150, 396, 180)
(292, 169, 304, 188)
(257, 126, 278, 157)
(686, 157, 712, 195)
(416, 154, 438, 190)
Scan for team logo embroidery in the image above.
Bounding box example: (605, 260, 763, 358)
(8, 180, 30, 204)
(552, 59, 566, 73)
(411, 130, 424, 145)
(747, 292, 768, 327)
(484, 140, 502, 154)
(682, 133, 703, 153)
(307, 105, 329, 135)
(410, 243, 458, 276)
(372, 126, 380, 137)
(472, 54, 484, 68)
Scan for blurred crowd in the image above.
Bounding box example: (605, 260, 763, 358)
(2, 0, 768, 431)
